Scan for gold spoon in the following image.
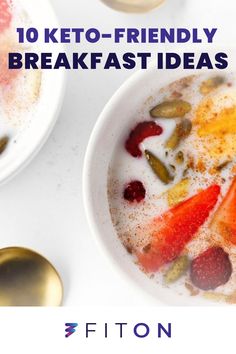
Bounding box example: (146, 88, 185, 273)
(0, 247, 63, 306)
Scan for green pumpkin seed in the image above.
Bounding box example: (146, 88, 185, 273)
(0, 136, 9, 155)
(175, 151, 184, 164)
(165, 119, 192, 150)
(165, 128, 180, 150)
(200, 76, 225, 95)
(164, 255, 189, 284)
(145, 150, 174, 184)
(150, 99, 191, 118)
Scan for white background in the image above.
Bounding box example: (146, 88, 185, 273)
(0, 307, 234, 354)
(1, 0, 236, 306)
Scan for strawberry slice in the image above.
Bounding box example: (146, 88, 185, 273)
(211, 176, 236, 244)
(0, 0, 12, 34)
(137, 185, 220, 272)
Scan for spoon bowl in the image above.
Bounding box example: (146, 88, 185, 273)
(0, 247, 63, 306)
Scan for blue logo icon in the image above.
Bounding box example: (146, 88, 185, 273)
(65, 323, 78, 338)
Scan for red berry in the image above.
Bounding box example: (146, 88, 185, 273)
(124, 181, 146, 203)
(125, 121, 163, 158)
(0, 0, 12, 33)
(190, 247, 232, 290)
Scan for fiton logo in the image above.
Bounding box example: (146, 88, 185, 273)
(65, 323, 78, 338)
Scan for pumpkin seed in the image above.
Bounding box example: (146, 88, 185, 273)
(0, 136, 9, 155)
(150, 99, 191, 118)
(165, 128, 180, 150)
(145, 150, 174, 184)
(164, 255, 189, 284)
(175, 151, 184, 164)
(200, 76, 225, 95)
(165, 119, 192, 150)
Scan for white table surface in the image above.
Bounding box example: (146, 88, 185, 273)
(1, 0, 235, 306)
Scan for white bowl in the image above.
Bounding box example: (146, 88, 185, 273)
(83, 49, 235, 306)
(0, 0, 65, 184)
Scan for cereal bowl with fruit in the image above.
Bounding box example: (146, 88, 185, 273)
(0, 0, 65, 184)
(84, 51, 236, 305)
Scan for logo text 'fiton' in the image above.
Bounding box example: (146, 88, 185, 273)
(65, 322, 172, 339)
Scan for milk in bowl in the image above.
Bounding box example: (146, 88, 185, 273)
(108, 72, 236, 304)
